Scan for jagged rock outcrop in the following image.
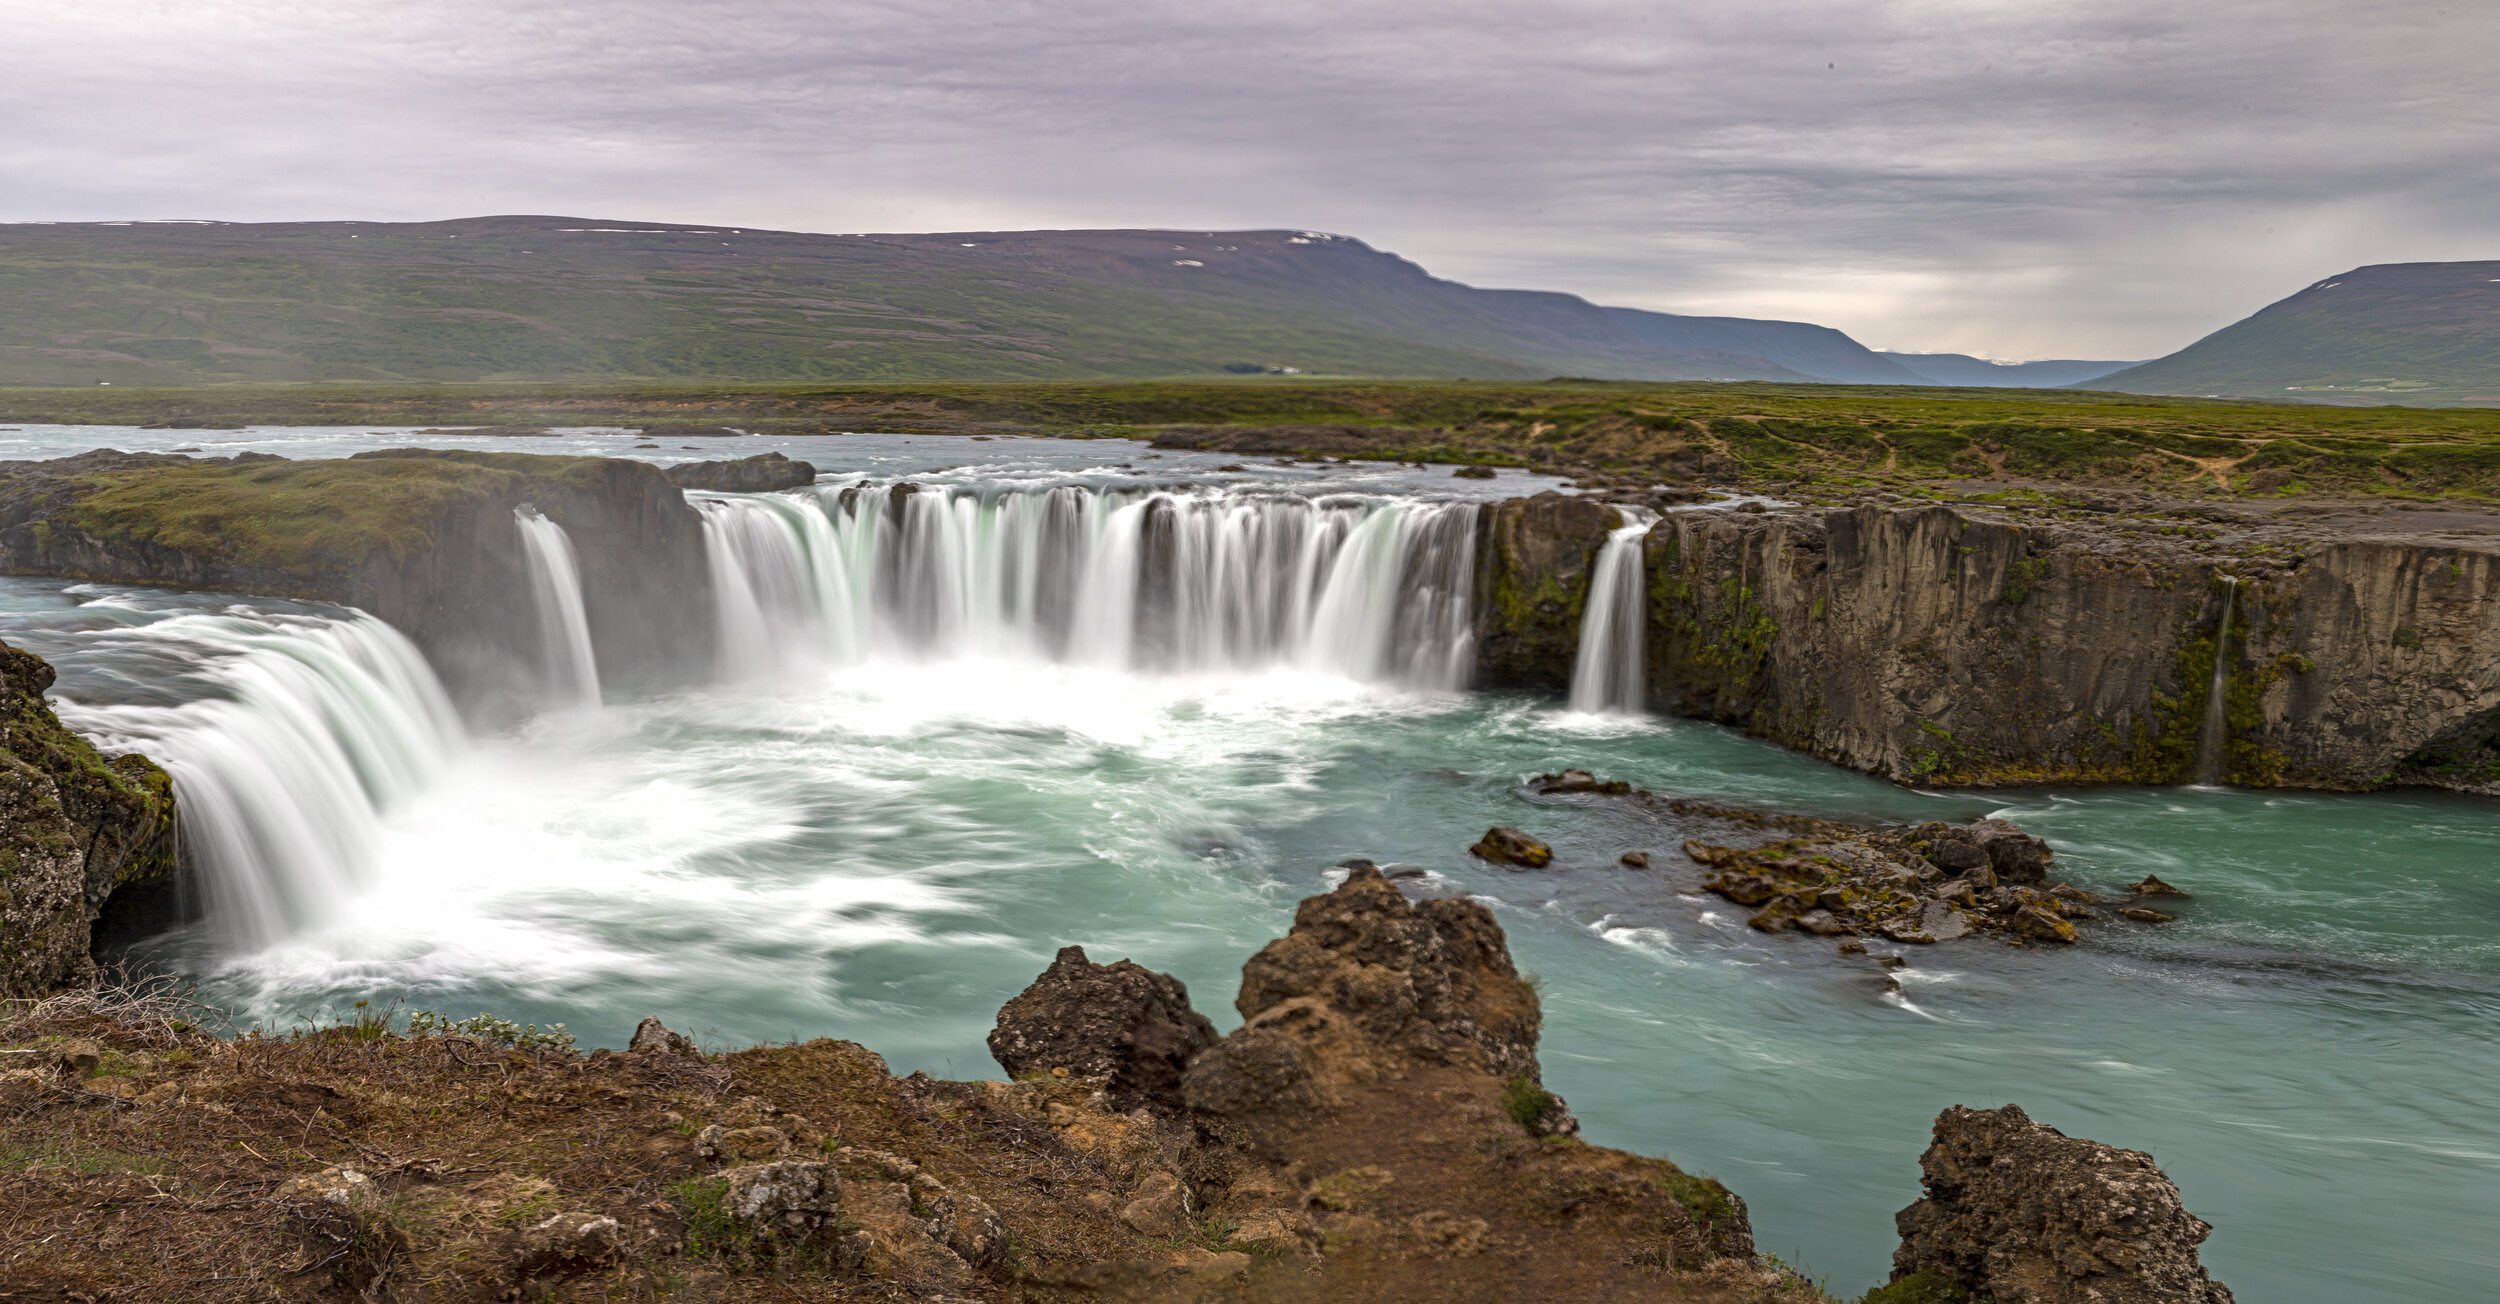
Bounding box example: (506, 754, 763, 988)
(0, 448, 712, 697)
(1892, 1103, 2235, 1304)
(0, 641, 177, 996)
(1471, 491, 1620, 690)
(663, 451, 818, 493)
(987, 944, 1220, 1114)
(1182, 864, 1546, 1121)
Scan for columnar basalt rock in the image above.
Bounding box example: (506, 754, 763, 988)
(1892, 1103, 2236, 1304)
(0, 640, 178, 996)
(1471, 490, 1620, 690)
(1631, 499, 2500, 791)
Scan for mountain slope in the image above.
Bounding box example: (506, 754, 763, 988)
(2081, 261, 2500, 404)
(0, 217, 1910, 386)
(1877, 352, 2138, 387)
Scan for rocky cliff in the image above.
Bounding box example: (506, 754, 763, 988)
(1472, 486, 2500, 792)
(0, 641, 177, 997)
(1472, 491, 1623, 690)
(0, 448, 715, 698)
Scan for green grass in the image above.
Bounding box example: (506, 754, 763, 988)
(7, 377, 2499, 498)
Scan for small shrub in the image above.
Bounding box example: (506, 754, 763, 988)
(1501, 1076, 1558, 1130)
(406, 1010, 575, 1052)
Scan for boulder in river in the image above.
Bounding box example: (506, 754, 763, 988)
(1891, 1103, 2235, 1304)
(1468, 826, 1553, 867)
(663, 451, 817, 493)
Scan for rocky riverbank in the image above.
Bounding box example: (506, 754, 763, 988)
(0, 865, 2235, 1303)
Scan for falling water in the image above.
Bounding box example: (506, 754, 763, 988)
(696, 484, 1480, 687)
(513, 506, 601, 707)
(50, 606, 465, 949)
(2193, 575, 2239, 785)
(1568, 507, 1659, 713)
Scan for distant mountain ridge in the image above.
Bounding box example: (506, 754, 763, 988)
(2080, 261, 2500, 405)
(1876, 352, 2138, 388)
(0, 217, 1936, 387)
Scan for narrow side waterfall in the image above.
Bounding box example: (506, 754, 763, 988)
(2194, 576, 2239, 785)
(514, 506, 601, 708)
(695, 485, 1480, 687)
(1568, 507, 1658, 713)
(52, 608, 466, 949)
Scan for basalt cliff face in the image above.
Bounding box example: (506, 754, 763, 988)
(0, 448, 716, 698)
(1474, 489, 2500, 792)
(0, 641, 177, 997)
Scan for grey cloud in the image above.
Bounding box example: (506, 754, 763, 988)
(4, 0, 2493, 357)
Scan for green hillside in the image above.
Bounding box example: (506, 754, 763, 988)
(0, 218, 1926, 387)
(2085, 261, 2500, 406)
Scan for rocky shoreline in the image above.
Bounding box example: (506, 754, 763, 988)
(0, 863, 2235, 1303)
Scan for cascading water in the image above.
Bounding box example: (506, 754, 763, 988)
(695, 484, 1480, 687)
(47, 603, 465, 949)
(513, 506, 602, 708)
(1568, 507, 1659, 713)
(2193, 575, 2239, 785)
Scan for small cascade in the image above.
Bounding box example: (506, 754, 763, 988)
(2193, 576, 2239, 785)
(695, 484, 1481, 688)
(52, 609, 466, 949)
(513, 507, 601, 708)
(1568, 507, 1659, 713)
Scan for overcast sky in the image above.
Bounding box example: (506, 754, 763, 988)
(6, 1, 2494, 359)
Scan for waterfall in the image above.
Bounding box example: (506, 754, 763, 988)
(2192, 576, 2239, 785)
(513, 507, 601, 708)
(694, 485, 1480, 688)
(52, 608, 466, 949)
(1568, 507, 1658, 713)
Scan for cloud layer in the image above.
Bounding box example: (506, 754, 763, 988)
(7, 0, 2493, 358)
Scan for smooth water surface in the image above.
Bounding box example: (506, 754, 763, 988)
(1, 425, 2493, 1301)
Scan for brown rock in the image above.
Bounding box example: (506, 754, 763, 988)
(1619, 850, 1650, 867)
(1119, 1170, 1190, 1238)
(627, 1015, 700, 1058)
(1892, 1103, 2234, 1304)
(1184, 865, 1543, 1121)
(988, 945, 1220, 1114)
(2119, 906, 2175, 923)
(2131, 874, 2191, 897)
(1468, 825, 1553, 867)
(663, 451, 817, 493)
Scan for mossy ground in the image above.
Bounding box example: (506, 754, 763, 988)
(58, 450, 630, 588)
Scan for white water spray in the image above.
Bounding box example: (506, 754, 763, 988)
(2193, 576, 2239, 786)
(513, 507, 601, 708)
(52, 609, 465, 950)
(1568, 507, 1658, 713)
(696, 485, 1480, 687)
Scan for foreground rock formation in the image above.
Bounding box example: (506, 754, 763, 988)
(0, 641, 177, 997)
(1890, 1104, 2235, 1304)
(0, 867, 2238, 1303)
